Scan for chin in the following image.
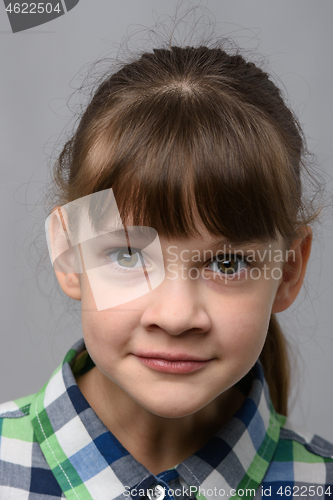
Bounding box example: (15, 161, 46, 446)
(151, 407, 199, 419)
(139, 398, 208, 419)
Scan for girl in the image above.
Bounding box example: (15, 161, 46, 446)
(0, 44, 332, 500)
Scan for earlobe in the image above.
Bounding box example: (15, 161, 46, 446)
(55, 269, 82, 301)
(271, 227, 313, 314)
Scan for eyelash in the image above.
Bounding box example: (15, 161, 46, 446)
(205, 254, 250, 279)
(104, 247, 250, 279)
(103, 247, 148, 273)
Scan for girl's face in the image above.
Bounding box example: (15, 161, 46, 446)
(78, 225, 285, 419)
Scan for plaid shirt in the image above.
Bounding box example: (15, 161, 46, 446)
(1, 339, 333, 500)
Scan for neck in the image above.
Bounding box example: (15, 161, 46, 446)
(76, 366, 245, 475)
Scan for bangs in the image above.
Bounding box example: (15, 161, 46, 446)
(80, 86, 302, 244)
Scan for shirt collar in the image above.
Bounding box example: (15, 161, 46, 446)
(30, 338, 281, 500)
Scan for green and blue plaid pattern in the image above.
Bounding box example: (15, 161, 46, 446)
(1, 338, 333, 500)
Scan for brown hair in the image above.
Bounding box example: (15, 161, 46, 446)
(51, 45, 320, 415)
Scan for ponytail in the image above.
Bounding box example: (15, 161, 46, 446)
(259, 314, 290, 416)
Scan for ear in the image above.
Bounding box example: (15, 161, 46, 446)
(271, 226, 312, 313)
(48, 206, 82, 301)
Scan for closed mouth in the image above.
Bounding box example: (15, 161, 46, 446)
(133, 353, 213, 374)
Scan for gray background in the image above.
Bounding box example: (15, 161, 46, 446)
(0, 0, 332, 440)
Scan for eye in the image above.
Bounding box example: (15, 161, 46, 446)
(106, 247, 146, 270)
(208, 254, 248, 275)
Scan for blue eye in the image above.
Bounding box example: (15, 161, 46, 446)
(208, 254, 248, 275)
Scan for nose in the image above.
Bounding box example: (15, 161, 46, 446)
(140, 276, 211, 336)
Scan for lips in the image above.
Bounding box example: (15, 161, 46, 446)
(133, 352, 213, 374)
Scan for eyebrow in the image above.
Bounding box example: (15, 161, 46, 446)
(101, 227, 157, 246)
(209, 238, 271, 252)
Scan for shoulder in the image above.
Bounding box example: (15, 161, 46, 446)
(0, 393, 35, 419)
(0, 393, 37, 453)
(278, 414, 333, 460)
(263, 413, 333, 490)
(0, 393, 67, 498)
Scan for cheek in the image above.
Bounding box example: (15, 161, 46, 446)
(211, 285, 274, 359)
(81, 308, 137, 347)
(80, 271, 135, 343)
(80, 294, 144, 374)
(80, 310, 129, 382)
